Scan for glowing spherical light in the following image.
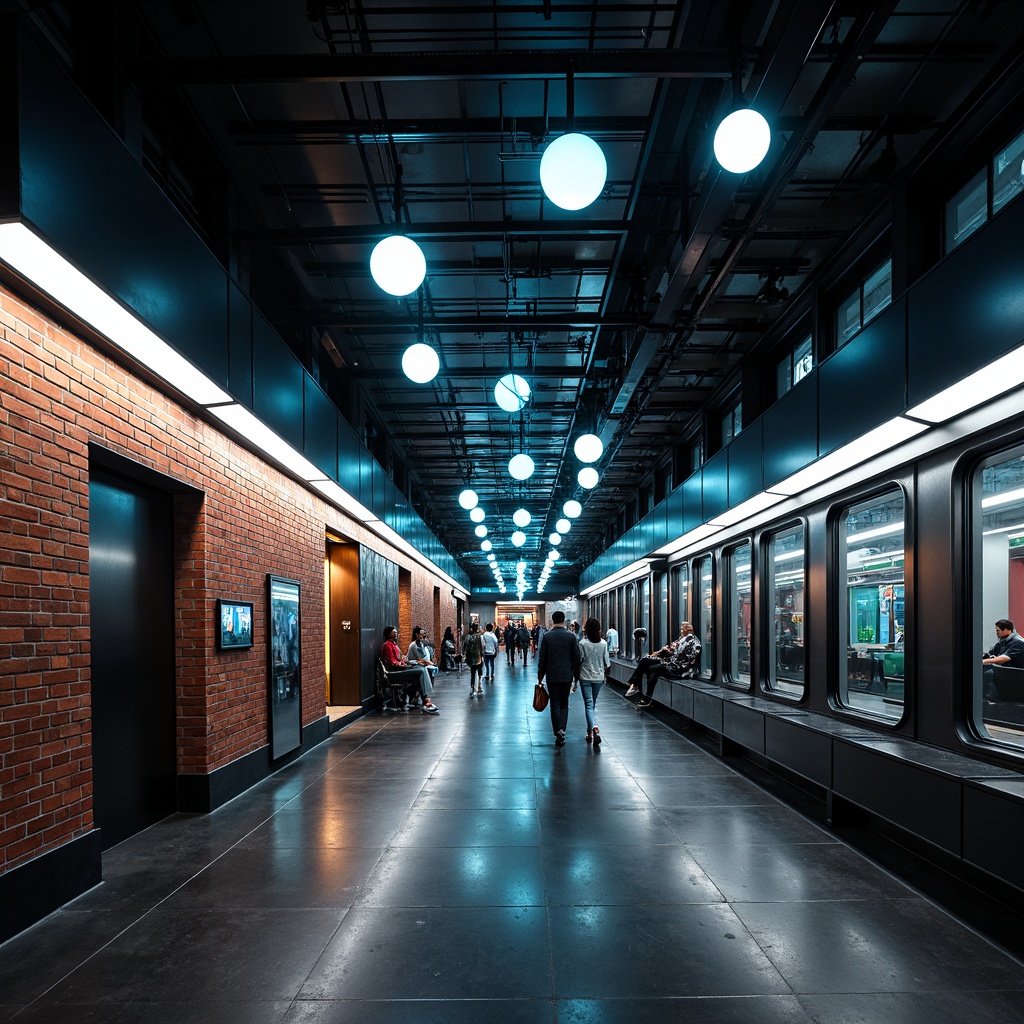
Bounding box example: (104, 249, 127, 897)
(494, 373, 531, 413)
(458, 488, 478, 510)
(508, 453, 535, 480)
(540, 133, 607, 211)
(401, 342, 439, 383)
(475, 524, 488, 538)
(516, 561, 526, 573)
(556, 518, 571, 534)
(512, 508, 532, 528)
(573, 432, 604, 463)
(511, 531, 527, 547)
(549, 533, 561, 545)
(549, 549, 561, 560)
(713, 108, 771, 174)
(481, 540, 492, 552)
(369, 235, 426, 296)
(578, 466, 599, 489)
(563, 499, 582, 519)
(469, 506, 485, 523)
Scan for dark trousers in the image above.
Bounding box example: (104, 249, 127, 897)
(547, 679, 573, 735)
(628, 657, 678, 698)
(483, 653, 496, 677)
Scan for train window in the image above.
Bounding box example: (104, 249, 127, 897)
(671, 562, 690, 631)
(945, 168, 988, 252)
(697, 554, 714, 678)
(975, 444, 1024, 748)
(625, 582, 636, 653)
(766, 523, 806, 699)
(837, 489, 905, 721)
(836, 258, 892, 349)
(655, 571, 669, 650)
(728, 542, 752, 686)
(639, 575, 651, 656)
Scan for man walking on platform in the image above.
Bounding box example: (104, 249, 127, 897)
(537, 611, 581, 747)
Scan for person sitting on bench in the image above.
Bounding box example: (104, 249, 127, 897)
(982, 618, 1024, 703)
(625, 622, 701, 708)
(381, 626, 439, 713)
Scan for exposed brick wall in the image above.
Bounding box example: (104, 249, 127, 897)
(0, 283, 463, 875)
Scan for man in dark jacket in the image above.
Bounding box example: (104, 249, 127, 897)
(537, 611, 581, 746)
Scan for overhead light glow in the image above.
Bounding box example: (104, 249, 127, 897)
(470, 506, 486, 523)
(458, 488, 479, 510)
(481, 540, 492, 551)
(494, 373, 532, 412)
(563, 499, 582, 519)
(401, 342, 439, 383)
(713, 108, 771, 174)
(475, 525, 488, 538)
(549, 533, 561, 545)
(539, 132, 607, 211)
(511, 531, 527, 547)
(573, 433, 604, 463)
(369, 235, 426, 296)
(509, 453, 535, 480)
(578, 466, 599, 489)
(555, 518, 571, 534)
(512, 508, 532, 528)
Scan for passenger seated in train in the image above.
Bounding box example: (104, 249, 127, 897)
(625, 622, 701, 708)
(381, 626, 439, 713)
(982, 618, 1024, 703)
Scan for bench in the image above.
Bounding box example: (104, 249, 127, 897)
(992, 664, 1024, 702)
(374, 658, 416, 713)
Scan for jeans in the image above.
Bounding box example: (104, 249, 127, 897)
(469, 662, 482, 688)
(579, 678, 603, 731)
(547, 679, 573, 736)
(483, 653, 496, 678)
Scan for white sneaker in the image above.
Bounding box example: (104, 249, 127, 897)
(624, 686, 638, 697)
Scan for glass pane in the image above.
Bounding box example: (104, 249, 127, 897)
(729, 542, 752, 686)
(838, 489, 905, 721)
(697, 555, 714, 678)
(993, 129, 1024, 215)
(672, 563, 690, 632)
(945, 168, 988, 253)
(777, 352, 793, 398)
(656, 572, 669, 649)
(837, 289, 861, 347)
(767, 524, 805, 698)
(976, 444, 1024, 748)
(639, 576, 651, 657)
(862, 259, 892, 326)
(793, 335, 813, 384)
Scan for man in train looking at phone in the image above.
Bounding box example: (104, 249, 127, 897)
(982, 619, 1024, 703)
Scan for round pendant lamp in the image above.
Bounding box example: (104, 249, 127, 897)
(481, 540, 492, 552)
(474, 524, 487, 538)
(578, 466, 599, 489)
(511, 531, 527, 548)
(458, 488, 479, 510)
(494, 374, 531, 412)
(508, 453, 535, 481)
(401, 342, 439, 383)
(549, 533, 561, 546)
(540, 133, 607, 211)
(556, 518, 571, 534)
(563, 499, 582, 519)
(573, 432, 604, 463)
(369, 235, 426, 296)
(713, 108, 771, 174)
(512, 508, 532, 528)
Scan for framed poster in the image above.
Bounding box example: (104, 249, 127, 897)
(268, 575, 301, 759)
(216, 599, 254, 650)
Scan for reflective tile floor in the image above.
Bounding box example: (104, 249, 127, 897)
(4, 660, 1024, 1023)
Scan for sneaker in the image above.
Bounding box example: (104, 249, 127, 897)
(422, 704, 440, 715)
(637, 697, 652, 708)
(555, 729, 566, 747)
(586, 731, 593, 743)
(475, 687, 483, 695)
(624, 686, 638, 697)
(592, 726, 602, 746)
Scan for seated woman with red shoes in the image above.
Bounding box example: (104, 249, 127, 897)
(380, 626, 440, 713)
(624, 622, 701, 708)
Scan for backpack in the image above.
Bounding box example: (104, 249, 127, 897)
(464, 632, 483, 664)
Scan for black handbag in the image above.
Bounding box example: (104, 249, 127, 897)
(532, 683, 549, 712)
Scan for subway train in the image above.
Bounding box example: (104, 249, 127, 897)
(583, 379, 1024, 909)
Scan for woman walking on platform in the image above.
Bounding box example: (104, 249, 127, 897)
(578, 617, 610, 745)
(464, 622, 484, 696)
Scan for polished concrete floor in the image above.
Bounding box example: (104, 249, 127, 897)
(4, 659, 1024, 1023)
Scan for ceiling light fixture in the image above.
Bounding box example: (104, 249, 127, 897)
(563, 499, 582, 519)
(469, 506, 485, 523)
(712, 68, 771, 175)
(578, 466, 599, 489)
(511, 531, 527, 547)
(495, 373, 531, 412)
(401, 340, 439, 383)
(539, 70, 607, 211)
(555, 518, 571, 534)
(475, 524, 488, 538)
(509, 453, 535, 481)
(369, 163, 427, 295)
(573, 432, 603, 463)
(512, 508, 532, 528)
(458, 488, 479, 510)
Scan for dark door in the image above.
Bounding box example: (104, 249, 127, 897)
(89, 468, 176, 848)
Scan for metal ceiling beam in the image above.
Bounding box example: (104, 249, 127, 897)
(127, 49, 735, 84)
(236, 221, 627, 244)
(280, 313, 640, 331)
